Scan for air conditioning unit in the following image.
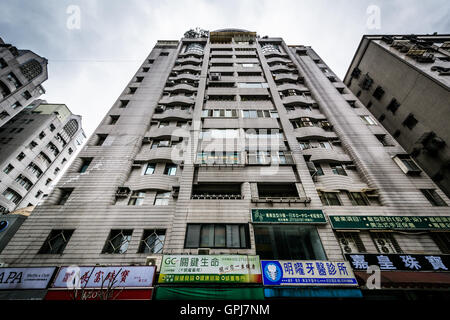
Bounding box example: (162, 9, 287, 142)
(146, 257, 156, 266)
(198, 248, 210, 255)
(210, 72, 221, 81)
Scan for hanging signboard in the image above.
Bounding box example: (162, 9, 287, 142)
(345, 254, 450, 272)
(251, 209, 327, 224)
(51, 266, 156, 288)
(261, 260, 358, 286)
(330, 215, 450, 230)
(159, 255, 262, 284)
(0, 267, 56, 289)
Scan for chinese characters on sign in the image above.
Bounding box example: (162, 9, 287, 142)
(51, 266, 156, 288)
(330, 215, 450, 230)
(345, 254, 450, 271)
(159, 255, 262, 283)
(252, 209, 327, 224)
(261, 260, 358, 286)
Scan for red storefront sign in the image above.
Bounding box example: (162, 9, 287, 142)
(45, 288, 153, 300)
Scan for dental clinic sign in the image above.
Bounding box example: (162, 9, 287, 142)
(0, 267, 56, 289)
(261, 260, 358, 286)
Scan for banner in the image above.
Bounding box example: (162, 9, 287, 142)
(159, 255, 262, 283)
(345, 254, 450, 271)
(252, 209, 326, 224)
(0, 267, 56, 289)
(261, 260, 358, 286)
(330, 215, 450, 230)
(52, 266, 156, 288)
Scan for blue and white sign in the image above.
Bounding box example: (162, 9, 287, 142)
(261, 260, 358, 286)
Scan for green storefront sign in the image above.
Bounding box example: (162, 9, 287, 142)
(251, 209, 326, 224)
(330, 215, 450, 230)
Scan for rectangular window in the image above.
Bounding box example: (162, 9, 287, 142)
(330, 163, 347, 176)
(403, 113, 418, 130)
(258, 183, 299, 198)
(254, 225, 326, 260)
(371, 232, 402, 254)
(420, 189, 448, 206)
(393, 154, 421, 175)
(79, 158, 93, 173)
(57, 188, 73, 205)
(38, 229, 74, 254)
(347, 192, 370, 206)
(318, 191, 341, 206)
(14, 174, 33, 190)
(164, 163, 177, 176)
(360, 115, 377, 125)
(95, 134, 108, 146)
(144, 163, 156, 175)
(387, 98, 400, 114)
(372, 86, 385, 100)
(16, 152, 26, 161)
(102, 229, 133, 254)
(154, 191, 171, 205)
(3, 164, 14, 174)
(128, 191, 146, 205)
(138, 229, 166, 253)
(185, 224, 250, 249)
(109, 115, 120, 125)
(2, 188, 22, 204)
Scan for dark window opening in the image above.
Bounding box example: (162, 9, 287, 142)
(191, 183, 242, 200)
(38, 229, 74, 254)
(403, 113, 418, 130)
(102, 229, 133, 254)
(185, 224, 250, 249)
(257, 183, 299, 198)
(79, 158, 93, 173)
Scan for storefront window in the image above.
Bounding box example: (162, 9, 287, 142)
(254, 225, 326, 260)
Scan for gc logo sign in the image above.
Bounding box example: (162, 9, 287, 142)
(164, 257, 178, 265)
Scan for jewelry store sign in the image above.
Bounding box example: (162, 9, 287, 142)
(330, 215, 450, 230)
(0, 267, 56, 289)
(159, 255, 262, 283)
(261, 260, 358, 286)
(252, 209, 327, 224)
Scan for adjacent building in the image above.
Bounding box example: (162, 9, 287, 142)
(344, 34, 450, 198)
(1, 29, 449, 300)
(0, 100, 85, 214)
(0, 37, 48, 128)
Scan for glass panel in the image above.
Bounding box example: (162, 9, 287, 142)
(226, 225, 241, 248)
(214, 225, 226, 247)
(145, 163, 155, 175)
(200, 224, 214, 247)
(185, 225, 201, 248)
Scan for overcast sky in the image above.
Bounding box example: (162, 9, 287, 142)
(1, 0, 449, 139)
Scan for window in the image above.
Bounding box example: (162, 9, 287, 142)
(191, 183, 242, 199)
(61, 158, 67, 165)
(102, 229, 133, 254)
(11, 101, 21, 109)
(142, 67, 149, 72)
(154, 191, 171, 205)
(393, 130, 401, 138)
(144, 163, 155, 175)
(21, 90, 32, 100)
(319, 141, 332, 149)
(49, 124, 56, 132)
(378, 114, 385, 122)
(360, 115, 377, 125)
(371, 232, 402, 254)
(164, 163, 177, 176)
(7, 72, 22, 88)
(318, 191, 341, 206)
(14, 175, 33, 190)
(79, 158, 93, 173)
(393, 154, 421, 175)
(119, 100, 129, 108)
(254, 225, 326, 260)
(46, 142, 59, 156)
(0, 111, 9, 120)
(128, 87, 137, 94)
(420, 189, 447, 206)
(372, 86, 385, 100)
(375, 134, 391, 146)
(128, 191, 145, 205)
(57, 188, 73, 205)
(336, 232, 366, 254)
(3, 164, 14, 174)
(314, 163, 324, 176)
(347, 192, 370, 206)
(38, 230, 74, 254)
(185, 224, 250, 249)
(29, 140, 38, 149)
(95, 134, 108, 146)
(403, 113, 418, 130)
(387, 98, 400, 114)
(2, 188, 22, 204)
(138, 229, 166, 253)
(0, 58, 7, 69)
(151, 139, 171, 148)
(258, 183, 299, 198)
(16, 152, 26, 161)
(299, 142, 311, 150)
(160, 52, 169, 56)
(159, 121, 169, 128)
(330, 163, 347, 176)
(431, 233, 450, 254)
(237, 82, 268, 88)
(109, 115, 120, 125)
(35, 190, 43, 198)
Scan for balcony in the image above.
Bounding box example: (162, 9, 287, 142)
(146, 125, 190, 139)
(152, 108, 192, 120)
(168, 73, 200, 82)
(274, 73, 299, 82)
(172, 64, 201, 73)
(159, 94, 195, 106)
(164, 83, 198, 93)
(281, 94, 315, 106)
(266, 57, 291, 65)
(125, 174, 179, 192)
(135, 145, 184, 163)
(176, 56, 202, 65)
(269, 64, 295, 73)
(293, 126, 338, 139)
(301, 147, 351, 163)
(277, 83, 309, 92)
(191, 183, 243, 200)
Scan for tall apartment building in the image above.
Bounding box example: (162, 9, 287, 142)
(1, 29, 449, 300)
(0, 100, 85, 214)
(0, 37, 48, 128)
(344, 34, 450, 198)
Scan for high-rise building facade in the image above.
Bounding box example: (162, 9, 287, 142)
(344, 34, 450, 198)
(1, 29, 449, 300)
(0, 100, 85, 214)
(0, 37, 48, 128)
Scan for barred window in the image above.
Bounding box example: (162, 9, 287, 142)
(431, 233, 450, 254)
(63, 119, 79, 138)
(336, 232, 366, 253)
(128, 191, 145, 206)
(138, 229, 166, 253)
(38, 229, 74, 254)
(19, 59, 43, 81)
(102, 229, 133, 254)
(371, 232, 402, 254)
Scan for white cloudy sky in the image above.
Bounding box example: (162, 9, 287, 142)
(1, 0, 449, 139)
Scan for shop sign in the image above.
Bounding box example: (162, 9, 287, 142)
(330, 215, 450, 230)
(52, 266, 156, 288)
(261, 260, 358, 286)
(159, 255, 262, 283)
(0, 267, 56, 289)
(345, 253, 450, 272)
(252, 209, 326, 224)
(45, 288, 153, 300)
